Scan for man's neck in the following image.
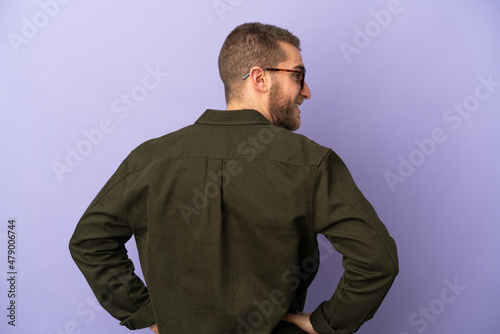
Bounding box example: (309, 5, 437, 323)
(226, 101, 274, 124)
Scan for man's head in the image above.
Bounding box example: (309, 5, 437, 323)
(218, 22, 311, 131)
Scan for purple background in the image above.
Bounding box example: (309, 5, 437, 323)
(2, 0, 499, 333)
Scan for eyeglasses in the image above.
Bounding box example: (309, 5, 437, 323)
(242, 67, 306, 90)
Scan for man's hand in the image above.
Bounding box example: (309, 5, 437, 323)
(282, 312, 318, 334)
(149, 324, 159, 334)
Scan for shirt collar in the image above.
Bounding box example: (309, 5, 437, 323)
(195, 109, 272, 126)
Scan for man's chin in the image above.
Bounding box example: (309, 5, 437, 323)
(286, 117, 301, 131)
(290, 123, 300, 131)
(292, 113, 301, 130)
(270, 106, 300, 131)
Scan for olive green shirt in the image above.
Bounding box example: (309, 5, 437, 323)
(69, 109, 398, 334)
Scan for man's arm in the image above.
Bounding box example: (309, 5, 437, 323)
(309, 150, 399, 333)
(69, 161, 155, 330)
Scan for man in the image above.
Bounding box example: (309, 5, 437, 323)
(69, 22, 398, 334)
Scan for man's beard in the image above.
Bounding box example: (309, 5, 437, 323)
(268, 82, 301, 131)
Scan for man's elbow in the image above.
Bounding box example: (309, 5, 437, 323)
(383, 257, 399, 283)
(364, 243, 399, 285)
(376, 246, 399, 284)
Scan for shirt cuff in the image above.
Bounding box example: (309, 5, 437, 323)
(119, 301, 156, 330)
(310, 305, 339, 334)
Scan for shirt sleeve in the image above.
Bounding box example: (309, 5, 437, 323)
(310, 150, 399, 334)
(68, 160, 155, 330)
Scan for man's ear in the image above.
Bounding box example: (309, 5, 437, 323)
(248, 66, 268, 93)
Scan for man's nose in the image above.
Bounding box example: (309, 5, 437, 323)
(301, 81, 311, 100)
